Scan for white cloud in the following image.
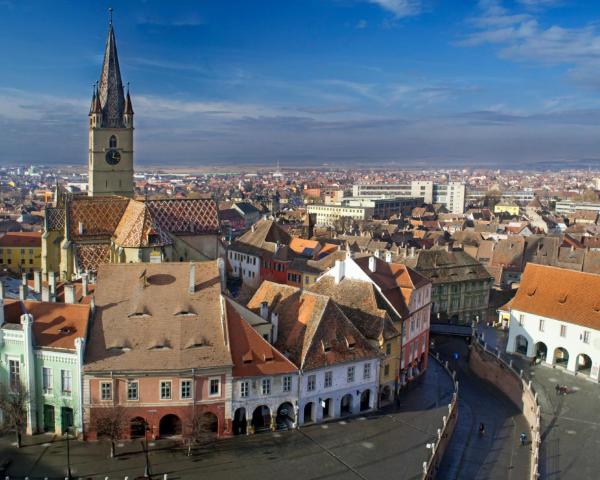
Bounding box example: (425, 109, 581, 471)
(368, 0, 422, 18)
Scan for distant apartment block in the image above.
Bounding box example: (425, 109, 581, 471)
(306, 204, 373, 226)
(341, 197, 422, 219)
(352, 181, 465, 214)
(555, 200, 600, 216)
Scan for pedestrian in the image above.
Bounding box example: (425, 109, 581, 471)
(479, 422, 485, 435)
(520, 432, 527, 446)
(555, 383, 560, 395)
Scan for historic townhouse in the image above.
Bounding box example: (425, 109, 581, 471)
(41, 17, 222, 281)
(247, 282, 380, 425)
(83, 261, 233, 440)
(227, 219, 292, 289)
(504, 264, 600, 381)
(321, 255, 432, 393)
(225, 299, 299, 435)
(0, 297, 90, 435)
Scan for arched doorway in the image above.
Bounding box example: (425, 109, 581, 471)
(232, 408, 246, 435)
(303, 402, 314, 424)
(340, 394, 353, 416)
(159, 414, 182, 437)
(515, 335, 528, 355)
(251, 405, 271, 433)
(553, 347, 569, 368)
(380, 385, 391, 403)
(360, 390, 371, 412)
(535, 342, 548, 361)
(276, 402, 295, 430)
(576, 354, 592, 376)
(130, 417, 146, 439)
(321, 398, 332, 419)
(202, 412, 219, 435)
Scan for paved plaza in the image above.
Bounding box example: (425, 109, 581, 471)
(1, 359, 454, 480)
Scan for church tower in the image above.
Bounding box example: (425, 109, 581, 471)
(88, 12, 134, 197)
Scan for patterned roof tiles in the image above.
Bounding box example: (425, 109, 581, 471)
(145, 198, 219, 234)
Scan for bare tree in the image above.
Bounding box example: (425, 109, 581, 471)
(91, 406, 127, 458)
(0, 382, 29, 448)
(184, 410, 217, 456)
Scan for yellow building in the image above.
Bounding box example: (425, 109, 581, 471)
(494, 202, 520, 216)
(0, 231, 42, 273)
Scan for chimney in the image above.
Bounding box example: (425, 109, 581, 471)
(334, 259, 345, 284)
(385, 251, 392, 263)
(33, 270, 42, 293)
(188, 263, 196, 294)
(64, 283, 76, 304)
(41, 285, 50, 302)
(81, 272, 89, 296)
(48, 271, 57, 294)
(374, 249, 380, 259)
(21, 272, 28, 286)
(251, 224, 256, 233)
(0, 280, 5, 300)
(19, 283, 28, 301)
(260, 301, 269, 320)
(369, 256, 376, 273)
(271, 311, 279, 344)
(410, 246, 416, 258)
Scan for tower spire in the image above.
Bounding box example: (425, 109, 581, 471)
(98, 9, 125, 127)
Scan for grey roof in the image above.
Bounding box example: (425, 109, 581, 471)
(402, 249, 492, 285)
(98, 23, 125, 128)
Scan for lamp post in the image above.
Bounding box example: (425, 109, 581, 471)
(65, 426, 72, 480)
(142, 420, 152, 479)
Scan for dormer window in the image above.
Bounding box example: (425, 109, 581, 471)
(321, 339, 331, 352)
(59, 326, 74, 335)
(345, 335, 356, 349)
(109, 135, 117, 149)
(242, 351, 253, 364)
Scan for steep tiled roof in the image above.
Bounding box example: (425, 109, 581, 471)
(402, 249, 492, 285)
(74, 243, 111, 273)
(3, 299, 90, 350)
(85, 261, 232, 372)
(0, 232, 41, 248)
(45, 206, 66, 231)
(247, 282, 378, 370)
(509, 264, 600, 330)
(145, 198, 219, 234)
(113, 201, 171, 248)
(225, 299, 297, 377)
(68, 196, 129, 240)
(232, 219, 291, 256)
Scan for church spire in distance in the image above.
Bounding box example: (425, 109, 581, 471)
(98, 7, 126, 128)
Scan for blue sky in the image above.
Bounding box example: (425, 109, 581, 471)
(2, 0, 600, 168)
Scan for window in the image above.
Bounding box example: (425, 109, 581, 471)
(100, 381, 112, 401)
(9, 359, 20, 391)
(538, 319, 545, 332)
(384, 364, 390, 376)
(127, 381, 139, 401)
(560, 325, 567, 337)
(261, 378, 271, 395)
(240, 381, 249, 398)
(160, 380, 172, 400)
(20, 248, 24, 255)
(61, 370, 72, 395)
(307, 374, 316, 391)
(42, 367, 52, 394)
(385, 343, 391, 355)
(363, 363, 371, 380)
(28, 248, 33, 255)
(324, 371, 333, 388)
(583, 330, 591, 344)
(347, 366, 355, 383)
(109, 135, 117, 148)
(283, 376, 292, 392)
(180, 380, 192, 399)
(209, 378, 220, 396)
(518, 314, 524, 326)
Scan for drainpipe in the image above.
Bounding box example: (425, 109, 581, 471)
(296, 369, 302, 429)
(75, 337, 84, 436)
(21, 313, 36, 434)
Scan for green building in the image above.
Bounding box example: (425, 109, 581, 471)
(401, 248, 493, 325)
(0, 296, 90, 435)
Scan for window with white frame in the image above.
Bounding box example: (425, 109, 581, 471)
(209, 378, 220, 396)
(538, 319, 545, 332)
(347, 366, 355, 383)
(180, 379, 192, 399)
(42, 367, 52, 394)
(519, 314, 524, 326)
(240, 381, 249, 398)
(363, 363, 371, 380)
(61, 370, 72, 395)
(283, 376, 292, 392)
(324, 371, 332, 388)
(307, 374, 316, 391)
(560, 324, 567, 337)
(127, 380, 139, 401)
(8, 359, 20, 391)
(261, 378, 271, 395)
(100, 381, 112, 401)
(583, 330, 591, 344)
(160, 380, 172, 400)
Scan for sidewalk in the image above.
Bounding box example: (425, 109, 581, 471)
(1, 360, 455, 480)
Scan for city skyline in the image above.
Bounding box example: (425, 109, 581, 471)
(2, 0, 600, 167)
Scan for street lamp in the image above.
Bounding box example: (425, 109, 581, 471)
(64, 425, 72, 480)
(142, 420, 152, 479)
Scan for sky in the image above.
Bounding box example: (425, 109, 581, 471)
(2, 0, 600, 168)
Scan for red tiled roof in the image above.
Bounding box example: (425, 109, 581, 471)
(0, 232, 41, 248)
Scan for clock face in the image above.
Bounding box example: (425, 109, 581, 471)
(105, 149, 121, 165)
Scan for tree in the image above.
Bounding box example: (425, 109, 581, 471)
(91, 406, 127, 458)
(0, 382, 29, 448)
(184, 410, 217, 456)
